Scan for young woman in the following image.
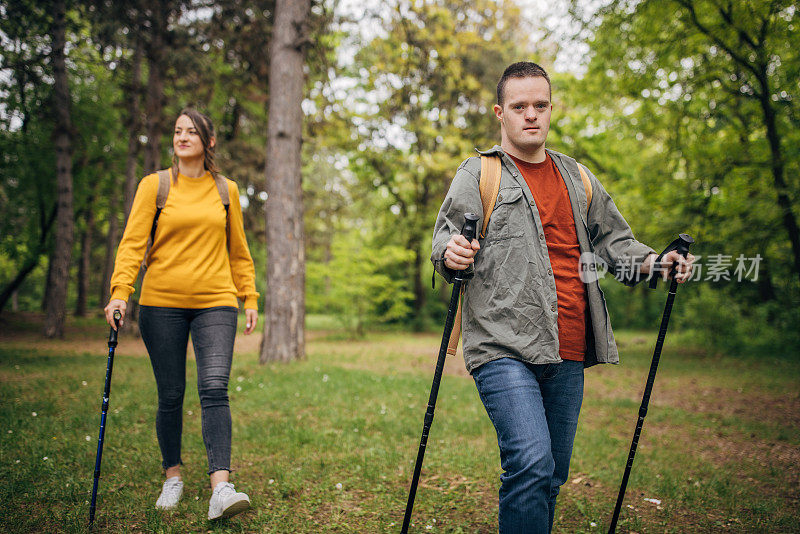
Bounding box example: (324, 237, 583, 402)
(105, 109, 258, 520)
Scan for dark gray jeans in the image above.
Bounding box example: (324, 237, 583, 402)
(139, 305, 237, 474)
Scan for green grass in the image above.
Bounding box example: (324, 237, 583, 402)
(0, 315, 798, 532)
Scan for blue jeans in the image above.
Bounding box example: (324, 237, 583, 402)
(473, 357, 584, 534)
(139, 305, 237, 474)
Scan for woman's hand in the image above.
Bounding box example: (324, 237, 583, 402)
(244, 309, 258, 335)
(104, 299, 127, 330)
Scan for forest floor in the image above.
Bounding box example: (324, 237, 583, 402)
(0, 312, 798, 533)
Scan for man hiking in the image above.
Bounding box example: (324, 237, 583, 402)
(430, 61, 694, 533)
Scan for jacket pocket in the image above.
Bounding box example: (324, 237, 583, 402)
(485, 187, 524, 242)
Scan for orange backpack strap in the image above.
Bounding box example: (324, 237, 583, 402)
(446, 292, 463, 357)
(215, 174, 231, 251)
(577, 163, 592, 213)
(143, 169, 172, 269)
(155, 169, 171, 209)
(447, 154, 502, 358)
(479, 155, 502, 238)
(214, 174, 230, 208)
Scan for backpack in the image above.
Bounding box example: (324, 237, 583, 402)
(142, 168, 231, 269)
(445, 155, 593, 357)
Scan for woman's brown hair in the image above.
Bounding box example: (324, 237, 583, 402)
(171, 108, 221, 183)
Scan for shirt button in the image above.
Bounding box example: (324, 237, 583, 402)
(497, 194, 503, 202)
(550, 304, 557, 312)
(529, 200, 535, 206)
(512, 172, 518, 177)
(539, 233, 545, 240)
(547, 268, 553, 275)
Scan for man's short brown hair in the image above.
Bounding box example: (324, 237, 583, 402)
(497, 61, 551, 106)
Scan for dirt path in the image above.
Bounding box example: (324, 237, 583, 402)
(0, 311, 282, 359)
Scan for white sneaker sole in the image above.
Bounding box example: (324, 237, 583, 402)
(209, 496, 250, 520)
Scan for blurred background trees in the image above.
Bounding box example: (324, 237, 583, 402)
(1, 0, 797, 355)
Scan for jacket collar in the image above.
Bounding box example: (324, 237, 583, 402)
(476, 144, 559, 162)
(475, 144, 504, 157)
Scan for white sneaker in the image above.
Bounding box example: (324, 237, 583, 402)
(208, 481, 250, 520)
(155, 476, 183, 510)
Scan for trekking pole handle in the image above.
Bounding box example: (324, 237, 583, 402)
(649, 233, 695, 289)
(455, 213, 480, 282)
(669, 233, 694, 279)
(109, 311, 121, 346)
(461, 213, 479, 242)
(675, 233, 694, 257)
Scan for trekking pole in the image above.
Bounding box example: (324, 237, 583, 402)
(608, 234, 694, 534)
(401, 213, 479, 534)
(89, 310, 121, 529)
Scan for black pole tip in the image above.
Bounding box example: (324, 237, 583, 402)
(678, 233, 694, 245)
(113, 310, 121, 321)
(464, 213, 479, 222)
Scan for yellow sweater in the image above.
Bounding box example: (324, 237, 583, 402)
(110, 171, 259, 310)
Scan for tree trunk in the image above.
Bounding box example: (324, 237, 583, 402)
(100, 190, 119, 307)
(756, 81, 800, 285)
(132, 6, 168, 326)
(101, 34, 140, 308)
(124, 40, 144, 219)
(143, 3, 167, 175)
(260, 0, 311, 364)
(43, 0, 74, 338)
(75, 202, 95, 317)
(41, 254, 53, 311)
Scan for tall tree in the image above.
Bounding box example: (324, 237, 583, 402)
(673, 0, 800, 285)
(43, 0, 74, 338)
(124, 41, 145, 217)
(75, 190, 96, 316)
(351, 0, 525, 319)
(142, 1, 172, 173)
(260, 0, 311, 363)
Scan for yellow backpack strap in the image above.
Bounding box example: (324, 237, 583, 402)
(577, 163, 592, 214)
(447, 155, 502, 358)
(479, 155, 502, 238)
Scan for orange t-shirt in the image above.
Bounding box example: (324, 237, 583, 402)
(509, 153, 587, 361)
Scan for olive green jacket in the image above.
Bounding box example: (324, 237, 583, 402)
(431, 145, 655, 372)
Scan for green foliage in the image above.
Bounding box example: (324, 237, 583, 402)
(676, 282, 800, 358)
(307, 230, 414, 336)
(348, 0, 530, 317)
(1, 0, 797, 353)
(0, 1, 128, 312)
(550, 0, 800, 353)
